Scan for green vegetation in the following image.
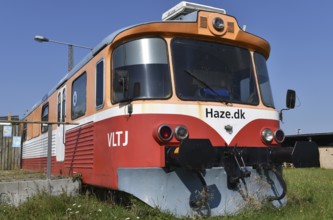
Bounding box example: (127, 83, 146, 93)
(0, 191, 174, 220)
(0, 168, 332, 219)
(220, 168, 333, 220)
(0, 170, 46, 182)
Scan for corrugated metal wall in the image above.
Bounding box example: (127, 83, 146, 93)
(65, 122, 94, 175)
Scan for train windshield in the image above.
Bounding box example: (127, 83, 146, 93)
(112, 38, 172, 103)
(172, 38, 273, 106)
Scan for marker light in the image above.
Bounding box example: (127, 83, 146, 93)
(262, 128, 274, 143)
(274, 129, 285, 143)
(212, 17, 225, 31)
(158, 124, 173, 142)
(175, 125, 189, 140)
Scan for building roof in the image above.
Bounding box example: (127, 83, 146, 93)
(0, 115, 19, 121)
(284, 133, 333, 147)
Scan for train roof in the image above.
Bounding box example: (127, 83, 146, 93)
(26, 9, 208, 117)
(28, 25, 134, 116)
(51, 8, 211, 95)
(25, 2, 266, 117)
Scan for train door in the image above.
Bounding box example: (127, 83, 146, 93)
(56, 86, 66, 161)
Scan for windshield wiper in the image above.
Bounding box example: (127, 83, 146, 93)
(184, 70, 229, 105)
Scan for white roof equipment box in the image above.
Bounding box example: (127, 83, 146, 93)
(162, 1, 226, 21)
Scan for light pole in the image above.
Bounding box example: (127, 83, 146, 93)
(34, 35, 93, 72)
(34, 35, 92, 178)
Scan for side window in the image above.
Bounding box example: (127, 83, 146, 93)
(71, 73, 87, 120)
(254, 52, 275, 107)
(41, 103, 49, 133)
(57, 88, 66, 125)
(112, 38, 171, 103)
(96, 59, 104, 108)
(62, 89, 66, 122)
(57, 93, 61, 123)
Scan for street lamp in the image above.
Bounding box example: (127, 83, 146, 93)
(34, 35, 93, 72)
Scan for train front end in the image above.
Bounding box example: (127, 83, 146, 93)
(115, 2, 319, 217)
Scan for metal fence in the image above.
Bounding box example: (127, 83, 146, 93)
(0, 116, 21, 170)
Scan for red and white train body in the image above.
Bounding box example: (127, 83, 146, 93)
(21, 2, 319, 217)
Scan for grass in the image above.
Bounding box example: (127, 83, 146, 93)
(0, 190, 175, 220)
(0, 169, 61, 182)
(0, 168, 332, 219)
(0, 170, 45, 182)
(219, 168, 333, 220)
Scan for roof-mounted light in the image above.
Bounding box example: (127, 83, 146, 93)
(212, 17, 225, 31)
(162, 1, 226, 21)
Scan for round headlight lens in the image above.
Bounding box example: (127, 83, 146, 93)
(158, 124, 173, 142)
(212, 17, 225, 31)
(175, 125, 189, 140)
(274, 129, 285, 143)
(262, 128, 274, 143)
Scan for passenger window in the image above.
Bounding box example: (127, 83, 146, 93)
(57, 88, 66, 126)
(96, 59, 104, 108)
(41, 103, 49, 133)
(62, 89, 66, 122)
(57, 93, 61, 123)
(71, 73, 87, 120)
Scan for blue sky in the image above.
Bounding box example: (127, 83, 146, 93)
(0, 0, 332, 135)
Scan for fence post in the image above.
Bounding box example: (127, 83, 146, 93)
(47, 124, 52, 179)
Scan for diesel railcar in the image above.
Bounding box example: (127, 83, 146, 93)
(22, 2, 319, 217)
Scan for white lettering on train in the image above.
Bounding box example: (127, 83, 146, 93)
(107, 130, 128, 147)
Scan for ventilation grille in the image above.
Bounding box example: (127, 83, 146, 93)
(65, 123, 94, 170)
(200, 16, 208, 28)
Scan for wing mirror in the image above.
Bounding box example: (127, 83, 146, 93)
(286, 89, 296, 109)
(280, 89, 296, 121)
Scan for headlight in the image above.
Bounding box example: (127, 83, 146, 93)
(158, 124, 173, 142)
(175, 125, 189, 140)
(274, 129, 285, 143)
(262, 128, 274, 143)
(212, 17, 225, 31)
